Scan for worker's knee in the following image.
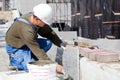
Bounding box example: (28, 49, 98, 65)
(37, 38, 52, 52)
(45, 39, 52, 51)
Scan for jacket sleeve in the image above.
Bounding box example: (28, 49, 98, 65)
(37, 25, 63, 47)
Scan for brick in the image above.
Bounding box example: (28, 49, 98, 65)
(88, 52, 98, 61)
(79, 47, 89, 58)
(88, 49, 105, 61)
(96, 51, 119, 62)
(79, 47, 119, 62)
(79, 47, 104, 58)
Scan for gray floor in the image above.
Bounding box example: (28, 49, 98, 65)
(0, 47, 10, 72)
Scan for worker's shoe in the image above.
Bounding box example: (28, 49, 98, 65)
(9, 66, 17, 70)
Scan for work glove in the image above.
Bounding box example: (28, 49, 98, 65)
(60, 42, 67, 50)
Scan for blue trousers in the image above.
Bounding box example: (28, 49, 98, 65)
(6, 38, 52, 72)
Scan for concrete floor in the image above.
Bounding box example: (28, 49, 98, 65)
(0, 47, 64, 80)
(0, 47, 30, 80)
(0, 47, 10, 71)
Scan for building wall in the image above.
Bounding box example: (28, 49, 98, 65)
(9, 0, 46, 14)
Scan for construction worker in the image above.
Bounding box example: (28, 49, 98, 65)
(5, 3, 66, 73)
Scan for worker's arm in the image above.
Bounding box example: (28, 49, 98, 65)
(37, 25, 63, 47)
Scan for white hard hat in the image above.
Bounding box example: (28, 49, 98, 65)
(33, 4, 52, 25)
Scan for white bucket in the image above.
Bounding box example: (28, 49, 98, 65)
(27, 60, 57, 80)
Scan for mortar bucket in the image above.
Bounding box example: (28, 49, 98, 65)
(27, 60, 57, 80)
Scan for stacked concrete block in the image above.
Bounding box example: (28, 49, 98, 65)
(96, 51, 119, 62)
(88, 49, 105, 61)
(63, 45, 80, 80)
(79, 47, 104, 58)
(93, 39, 120, 52)
(78, 37, 120, 52)
(79, 47, 119, 62)
(79, 47, 89, 58)
(89, 51, 119, 62)
(56, 31, 77, 41)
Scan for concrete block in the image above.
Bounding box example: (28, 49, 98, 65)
(63, 45, 80, 80)
(88, 49, 105, 61)
(79, 47, 104, 58)
(79, 47, 89, 58)
(56, 31, 77, 41)
(78, 37, 120, 52)
(80, 57, 120, 80)
(52, 28, 58, 33)
(79, 47, 119, 62)
(96, 51, 119, 62)
(88, 52, 98, 61)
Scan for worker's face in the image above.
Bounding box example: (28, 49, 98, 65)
(35, 17, 46, 27)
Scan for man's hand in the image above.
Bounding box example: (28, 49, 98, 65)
(56, 64, 65, 74)
(60, 42, 67, 50)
